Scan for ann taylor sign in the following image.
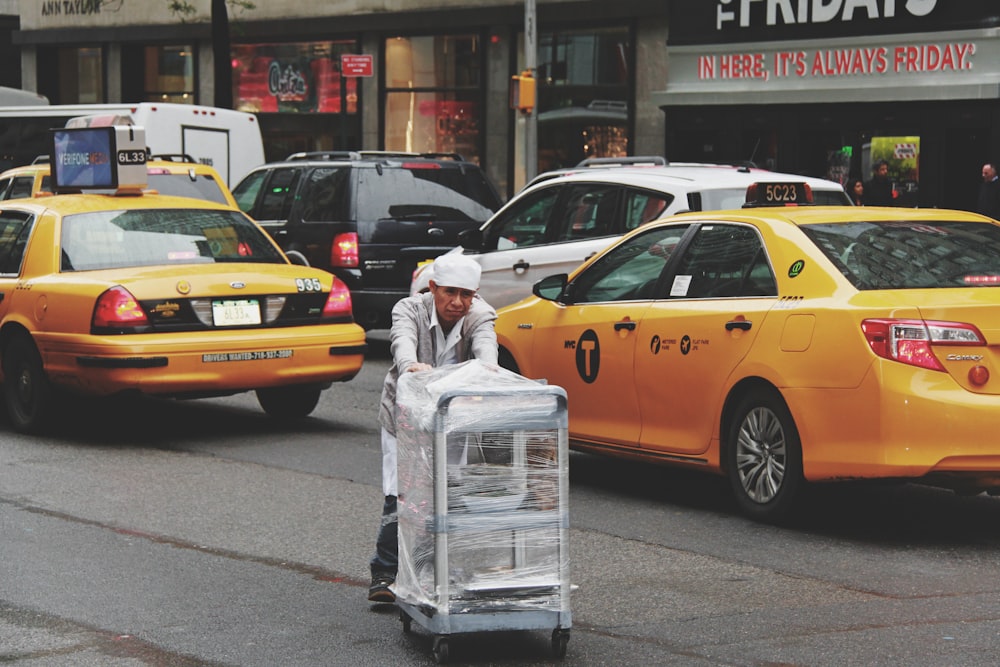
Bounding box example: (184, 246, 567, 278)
(656, 0, 1000, 106)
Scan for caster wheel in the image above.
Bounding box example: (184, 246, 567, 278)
(552, 628, 570, 658)
(399, 610, 412, 634)
(432, 636, 450, 664)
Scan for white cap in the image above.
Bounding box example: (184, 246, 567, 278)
(431, 252, 481, 290)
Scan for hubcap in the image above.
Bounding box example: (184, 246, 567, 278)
(735, 406, 786, 504)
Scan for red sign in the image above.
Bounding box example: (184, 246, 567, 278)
(341, 54, 373, 78)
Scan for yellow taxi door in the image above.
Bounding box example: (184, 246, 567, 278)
(527, 225, 690, 447)
(634, 222, 778, 455)
(527, 302, 647, 447)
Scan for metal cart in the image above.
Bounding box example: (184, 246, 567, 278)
(393, 370, 571, 664)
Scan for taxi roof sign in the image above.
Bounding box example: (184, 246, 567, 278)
(51, 125, 148, 193)
(744, 181, 813, 207)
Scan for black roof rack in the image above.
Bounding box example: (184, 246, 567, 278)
(575, 155, 668, 168)
(285, 150, 468, 163)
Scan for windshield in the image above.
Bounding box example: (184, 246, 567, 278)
(60, 208, 285, 271)
(356, 167, 498, 222)
(801, 220, 1000, 289)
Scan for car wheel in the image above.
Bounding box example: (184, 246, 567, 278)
(256, 385, 322, 419)
(725, 389, 804, 523)
(3, 334, 53, 434)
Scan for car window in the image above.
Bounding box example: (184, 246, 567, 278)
(148, 172, 230, 205)
(622, 188, 673, 230)
(556, 185, 620, 241)
(801, 220, 1000, 289)
(7, 176, 36, 200)
(257, 168, 301, 220)
(670, 224, 776, 298)
(570, 225, 691, 303)
(232, 169, 267, 213)
(298, 167, 349, 222)
(484, 186, 561, 250)
(0, 177, 12, 199)
(356, 168, 494, 223)
(0, 209, 35, 274)
(60, 209, 286, 271)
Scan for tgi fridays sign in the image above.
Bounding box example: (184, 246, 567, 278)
(658, 0, 1000, 105)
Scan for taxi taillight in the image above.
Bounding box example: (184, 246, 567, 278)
(331, 232, 359, 268)
(861, 319, 984, 371)
(321, 278, 354, 319)
(92, 286, 149, 330)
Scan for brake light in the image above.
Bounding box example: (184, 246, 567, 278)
(322, 278, 354, 319)
(331, 232, 359, 267)
(861, 319, 984, 371)
(92, 286, 148, 329)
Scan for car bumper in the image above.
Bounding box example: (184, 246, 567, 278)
(349, 288, 408, 329)
(785, 361, 1000, 487)
(35, 324, 367, 397)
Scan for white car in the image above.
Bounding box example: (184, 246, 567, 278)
(411, 160, 852, 309)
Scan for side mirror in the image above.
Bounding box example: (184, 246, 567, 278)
(533, 273, 570, 303)
(458, 227, 483, 250)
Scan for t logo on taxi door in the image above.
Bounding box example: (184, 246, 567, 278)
(575, 329, 600, 383)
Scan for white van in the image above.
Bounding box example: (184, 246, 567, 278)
(0, 102, 264, 187)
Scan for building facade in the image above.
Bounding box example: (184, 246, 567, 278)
(14, 0, 667, 197)
(10, 0, 1000, 205)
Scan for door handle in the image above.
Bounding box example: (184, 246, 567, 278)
(614, 320, 636, 332)
(725, 319, 752, 331)
(513, 260, 529, 272)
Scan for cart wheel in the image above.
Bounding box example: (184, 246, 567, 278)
(552, 628, 570, 658)
(399, 610, 412, 634)
(432, 636, 450, 664)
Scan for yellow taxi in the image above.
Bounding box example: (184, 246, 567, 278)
(0, 125, 365, 434)
(496, 182, 1000, 522)
(0, 155, 239, 208)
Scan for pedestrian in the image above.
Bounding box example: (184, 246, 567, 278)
(845, 177, 865, 206)
(864, 160, 896, 206)
(976, 162, 1000, 220)
(368, 252, 498, 603)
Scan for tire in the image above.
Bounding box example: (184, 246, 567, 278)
(432, 636, 449, 664)
(255, 385, 322, 419)
(724, 389, 804, 523)
(3, 334, 53, 434)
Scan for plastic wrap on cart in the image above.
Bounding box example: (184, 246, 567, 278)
(393, 360, 571, 614)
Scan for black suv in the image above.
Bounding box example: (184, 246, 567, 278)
(232, 151, 502, 329)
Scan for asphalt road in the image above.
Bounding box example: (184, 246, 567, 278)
(1, 331, 1000, 665)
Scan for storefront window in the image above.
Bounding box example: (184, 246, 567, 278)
(535, 27, 630, 172)
(144, 45, 195, 103)
(384, 34, 483, 164)
(231, 40, 359, 115)
(59, 47, 103, 104)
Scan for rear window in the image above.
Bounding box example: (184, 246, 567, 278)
(801, 220, 1000, 289)
(60, 208, 285, 271)
(356, 166, 499, 223)
(148, 172, 230, 205)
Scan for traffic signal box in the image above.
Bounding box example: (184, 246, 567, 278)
(510, 70, 536, 114)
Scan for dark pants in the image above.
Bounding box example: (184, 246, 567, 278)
(369, 494, 397, 577)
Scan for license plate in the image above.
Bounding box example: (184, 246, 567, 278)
(212, 299, 261, 326)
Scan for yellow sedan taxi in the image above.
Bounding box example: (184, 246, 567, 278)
(496, 182, 1000, 522)
(0, 156, 239, 208)
(0, 125, 365, 434)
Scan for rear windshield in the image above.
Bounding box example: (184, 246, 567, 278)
(148, 172, 230, 206)
(801, 220, 1000, 289)
(356, 166, 500, 222)
(60, 208, 285, 271)
(693, 187, 851, 211)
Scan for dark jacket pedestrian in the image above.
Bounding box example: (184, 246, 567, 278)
(864, 160, 895, 206)
(976, 163, 1000, 220)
